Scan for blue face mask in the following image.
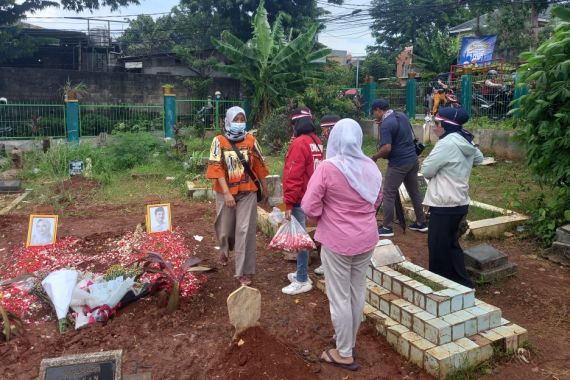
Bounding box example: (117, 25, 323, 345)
(229, 122, 246, 134)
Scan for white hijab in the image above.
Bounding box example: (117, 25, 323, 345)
(326, 119, 382, 205)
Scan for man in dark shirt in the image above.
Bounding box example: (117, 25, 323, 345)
(371, 99, 427, 237)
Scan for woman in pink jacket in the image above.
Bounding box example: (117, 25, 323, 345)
(301, 118, 382, 371)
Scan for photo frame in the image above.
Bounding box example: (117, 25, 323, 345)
(26, 215, 58, 247)
(146, 203, 172, 233)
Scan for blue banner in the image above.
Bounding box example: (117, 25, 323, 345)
(459, 35, 497, 64)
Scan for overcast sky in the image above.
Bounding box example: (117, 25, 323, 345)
(25, 0, 375, 55)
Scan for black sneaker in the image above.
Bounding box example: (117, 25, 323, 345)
(378, 226, 394, 237)
(409, 223, 428, 232)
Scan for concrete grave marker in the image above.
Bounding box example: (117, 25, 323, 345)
(543, 224, 570, 266)
(227, 286, 261, 338)
(39, 350, 122, 380)
(0, 179, 22, 193)
(464, 244, 517, 282)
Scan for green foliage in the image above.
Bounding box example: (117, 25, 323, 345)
(295, 63, 361, 121)
(514, 6, 570, 245)
(179, 0, 341, 42)
(107, 132, 165, 171)
(414, 31, 460, 75)
(0, 28, 51, 64)
(81, 114, 112, 136)
(118, 15, 174, 55)
(213, 0, 330, 123)
(525, 187, 570, 246)
(369, 0, 470, 55)
(257, 106, 290, 154)
(361, 52, 394, 80)
(22, 142, 112, 182)
(0, 0, 140, 27)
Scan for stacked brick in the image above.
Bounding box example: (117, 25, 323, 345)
(315, 260, 528, 379)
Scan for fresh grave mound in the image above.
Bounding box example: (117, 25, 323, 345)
(0, 228, 206, 325)
(218, 327, 320, 380)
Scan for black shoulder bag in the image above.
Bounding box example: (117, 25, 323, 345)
(228, 141, 264, 203)
(395, 112, 425, 156)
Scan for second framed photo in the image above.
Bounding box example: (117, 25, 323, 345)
(26, 215, 58, 247)
(146, 203, 172, 233)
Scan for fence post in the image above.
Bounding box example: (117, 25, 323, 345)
(163, 88, 176, 139)
(461, 74, 473, 116)
(243, 97, 252, 130)
(405, 78, 416, 119)
(65, 99, 80, 143)
(214, 97, 220, 130)
(512, 75, 528, 119)
(361, 82, 377, 117)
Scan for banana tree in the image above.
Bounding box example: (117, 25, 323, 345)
(212, 0, 330, 124)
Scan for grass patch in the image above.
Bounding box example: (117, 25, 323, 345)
(467, 206, 503, 221)
(446, 346, 520, 380)
(395, 268, 446, 291)
(94, 173, 184, 203)
(469, 159, 545, 213)
(463, 117, 517, 132)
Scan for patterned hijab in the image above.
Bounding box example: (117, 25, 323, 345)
(224, 106, 247, 142)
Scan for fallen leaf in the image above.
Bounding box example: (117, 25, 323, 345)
(294, 299, 300, 304)
(193, 235, 204, 242)
(237, 339, 245, 347)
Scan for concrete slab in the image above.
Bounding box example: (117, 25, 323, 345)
(0, 179, 22, 193)
(371, 242, 405, 267)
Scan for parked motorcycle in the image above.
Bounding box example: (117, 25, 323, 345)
(471, 85, 513, 119)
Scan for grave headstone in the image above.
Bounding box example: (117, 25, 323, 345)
(97, 132, 108, 147)
(227, 286, 261, 338)
(39, 350, 122, 380)
(542, 224, 570, 266)
(464, 244, 517, 282)
(10, 147, 22, 169)
(69, 160, 84, 176)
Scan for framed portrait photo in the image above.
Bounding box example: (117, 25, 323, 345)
(146, 203, 172, 234)
(26, 215, 58, 247)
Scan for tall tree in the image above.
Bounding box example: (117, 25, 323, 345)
(369, 0, 469, 56)
(213, 0, 330, 123)
(180, 0, 343, 42)
(118, 15, 174, 56)
(1, 0, 139, 63)
(0, 0, 140, 26)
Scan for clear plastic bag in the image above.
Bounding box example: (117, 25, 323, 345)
(268, 216, 316, 252)
(268, 207, 285, 226)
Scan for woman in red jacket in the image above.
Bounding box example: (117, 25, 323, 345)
(281, 107, 324, 295)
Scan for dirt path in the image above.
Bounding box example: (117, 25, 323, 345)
(0, 199, 568, 379)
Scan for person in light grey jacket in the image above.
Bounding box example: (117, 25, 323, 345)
(422, 107, 483, 288)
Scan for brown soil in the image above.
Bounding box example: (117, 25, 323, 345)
(0, 200, 568, 380)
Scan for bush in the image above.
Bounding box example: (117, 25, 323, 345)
(257, 107, 291, 154)
(108, 132, 164, 171)
(23, 142, 112, 182)
(81, 114, 112, 136)
(38, 116, 66, 137)
(514, 6, 570, 245)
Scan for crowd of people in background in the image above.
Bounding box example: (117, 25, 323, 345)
(206, 97, 483, 371)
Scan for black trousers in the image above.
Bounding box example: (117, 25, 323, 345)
(428, 211, 473, 288)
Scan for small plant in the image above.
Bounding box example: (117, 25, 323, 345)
(108, 132, 164, 171)
(139, 251, 202, 313)
(62, 78, 88, 101)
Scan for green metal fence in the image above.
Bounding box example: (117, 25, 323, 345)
(176, 99, 244, 134)
(0, 102, 66, 139)
(376, 88, 406, 112)
(79, 104, 163, 136)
